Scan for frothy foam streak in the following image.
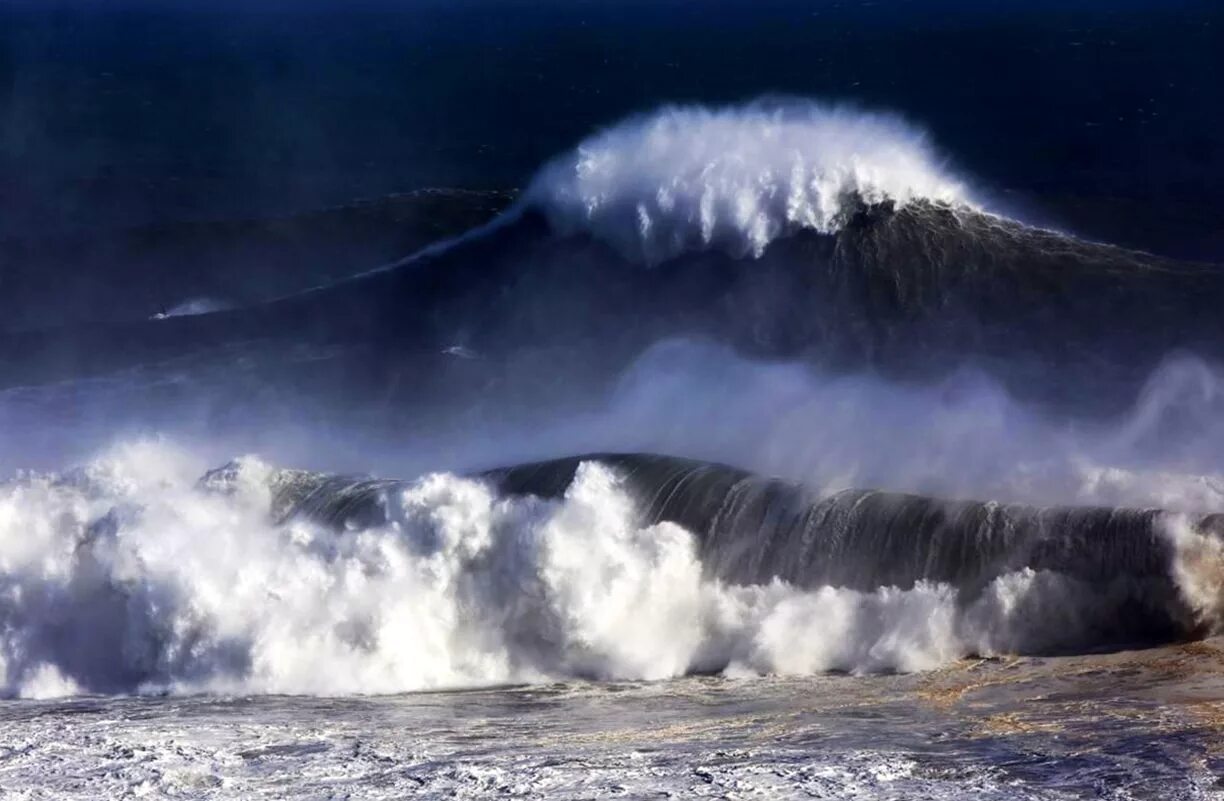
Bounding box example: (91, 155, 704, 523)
(528, 101, 972, 262)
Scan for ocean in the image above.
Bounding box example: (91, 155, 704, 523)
(0, 1, 1221, 798)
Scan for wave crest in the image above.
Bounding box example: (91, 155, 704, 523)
(528, 101, 972, 262)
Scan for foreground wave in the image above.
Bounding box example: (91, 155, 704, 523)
(235, 452, 1224, 647)
(1, 442, 1220, 699)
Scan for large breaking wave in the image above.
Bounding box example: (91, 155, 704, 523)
(1, 442, 1221, 699)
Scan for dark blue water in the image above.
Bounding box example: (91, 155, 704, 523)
(1, 0, 1220, 259)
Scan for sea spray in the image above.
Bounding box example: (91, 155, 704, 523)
(529, 100, 971, 262)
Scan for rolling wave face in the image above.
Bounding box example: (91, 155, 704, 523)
(528, 101, 971, 263)
(230, 453, 1224, 651)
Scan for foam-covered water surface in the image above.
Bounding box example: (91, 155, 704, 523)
(3, 645, 1222, 799)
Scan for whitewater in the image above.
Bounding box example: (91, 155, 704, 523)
(528, 101, 972, 262)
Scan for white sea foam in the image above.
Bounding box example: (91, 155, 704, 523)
(1163, 515, 1224, 635)
(0, 440, 1211, 698)
(528, 101, 972, 262)
(151, 297, 230, 320)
